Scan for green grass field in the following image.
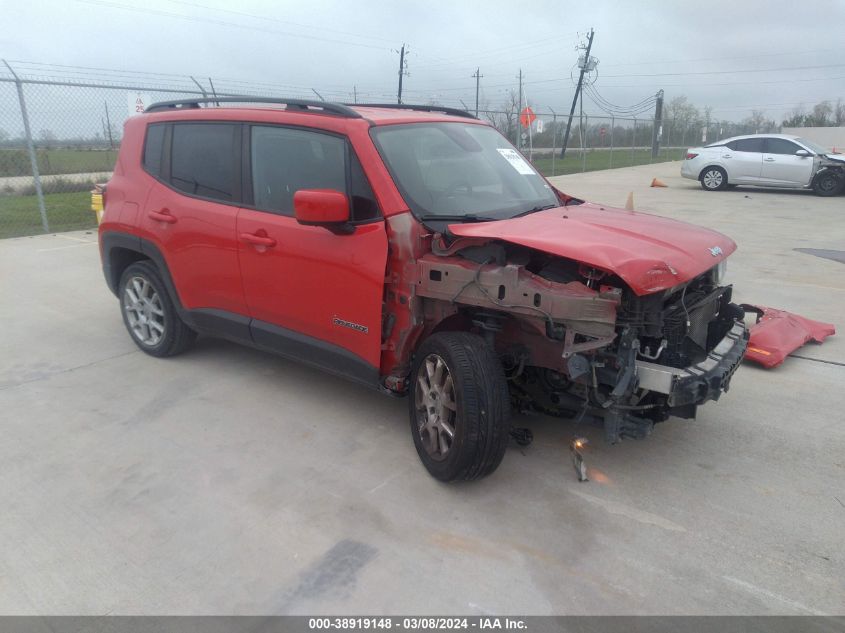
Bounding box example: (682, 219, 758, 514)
(0, 191, 96, 239)
(0, 148, 118, 177)
(531, 147, 686, 176)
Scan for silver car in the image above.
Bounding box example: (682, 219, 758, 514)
(681, 133, 845, 196)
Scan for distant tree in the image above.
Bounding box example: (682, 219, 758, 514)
(38, 129, 57, 149)
(484, 90, 521, 145)
(743, 110, 776, 134)
(810, 100, 833, 126)
(665, 96, 701, 128)
(835, 99, 845, 126)
(782, 106, 807, 128)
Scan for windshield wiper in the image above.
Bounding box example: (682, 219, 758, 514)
(511, 204, 557, 218)
(418, 214, 497, 223)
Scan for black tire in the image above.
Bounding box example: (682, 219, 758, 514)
(812, 171, 844, 197)
(118, 260, 196, 357)
(408, 332, 510, 482)
(700, 166, 728, 191)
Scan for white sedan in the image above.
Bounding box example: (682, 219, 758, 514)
(681, 134, 845, 196)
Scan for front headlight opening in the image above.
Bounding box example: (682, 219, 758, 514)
(712, 259, 728, 285)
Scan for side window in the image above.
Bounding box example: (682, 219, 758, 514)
(250, 126, 380, 221)
(170, 123, 238, 202)
(724, 141, 737, 150)
(251, 126, 345, 216)
(142, 123, 165, 177)
(766, 138, 800, 155)
(734, 138, 764, 153)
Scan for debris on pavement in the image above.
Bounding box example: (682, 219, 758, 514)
(741, 304, 836, 368)
(651, 177, 668, 188)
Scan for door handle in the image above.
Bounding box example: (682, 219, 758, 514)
(722, 154, 732, 159)
(239, 232, 277, 248)
(764, 157, 775, 162)
(148, 209, 177, 224)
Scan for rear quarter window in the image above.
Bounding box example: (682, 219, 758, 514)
(142, 123, 165, 177)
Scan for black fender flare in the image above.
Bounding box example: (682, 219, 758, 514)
(100, 231, 184, 312)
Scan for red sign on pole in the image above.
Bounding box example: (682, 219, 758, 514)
(519, 106, 536, 128)
(600, 126, 607, 137)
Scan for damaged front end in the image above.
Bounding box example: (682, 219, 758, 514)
(411, 236, 749, 443)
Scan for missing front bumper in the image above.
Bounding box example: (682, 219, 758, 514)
(635, 321, 749, 407)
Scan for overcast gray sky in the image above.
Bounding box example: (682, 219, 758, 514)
(3, 0, 845, 122)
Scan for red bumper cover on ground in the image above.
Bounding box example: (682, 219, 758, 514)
(741, 305, 836, 368)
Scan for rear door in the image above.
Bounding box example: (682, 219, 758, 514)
(722, 138, 764, 183)
(141, 121, 249, 323)
(236, 124, 387, 382)
(761, 138, 814, 186)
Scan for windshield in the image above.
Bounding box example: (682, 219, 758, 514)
(370, 122, 558, 221)
(796, 138, 829, 154)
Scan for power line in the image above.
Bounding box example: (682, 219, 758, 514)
(161, 0, 396, 43)
(74, 0, 391, 51)
(601, 62, 845, 78)
(600, 47, 845, 69)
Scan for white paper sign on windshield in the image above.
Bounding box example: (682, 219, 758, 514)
(496, 148, 534, 175)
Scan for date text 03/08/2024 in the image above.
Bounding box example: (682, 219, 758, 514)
(308, 617, 528, 630)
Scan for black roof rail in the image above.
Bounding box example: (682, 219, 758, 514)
(348, 103, 478, 120)
(144, 96, 362, 118)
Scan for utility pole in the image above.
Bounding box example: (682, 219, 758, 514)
(472, 67, 483, 117)
(651, 89, 664, 159)
(396, 44, 409, 104)
(517, 68, 523, 150)
(560, 28, 595, 159)
(353, 85, 357, 104)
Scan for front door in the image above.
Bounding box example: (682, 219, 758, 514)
(236, 124, 387, 382)
(761, 138, 814, 186)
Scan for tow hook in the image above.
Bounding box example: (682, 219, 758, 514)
(570, 437, 589, 482)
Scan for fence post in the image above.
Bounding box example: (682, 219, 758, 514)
(3, 60, 49, 233)
(609, 116, 614, 169)
(550, 108, 557, 177)
(581, 114, 588, 173)
(632, 118, 637, 166)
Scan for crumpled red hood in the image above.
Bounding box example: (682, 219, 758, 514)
(448, 203, 736, 295)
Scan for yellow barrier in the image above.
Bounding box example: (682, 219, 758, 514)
(90, 185, 105, 224)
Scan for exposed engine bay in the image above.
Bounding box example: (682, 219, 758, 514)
(413, 236, 749, 443)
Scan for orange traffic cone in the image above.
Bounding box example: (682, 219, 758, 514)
(625, 191, 634, 210)
(651, 177, 668, 188)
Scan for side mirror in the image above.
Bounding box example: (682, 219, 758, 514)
(795, 149, 811, 158)
(293, 189, 351, 231)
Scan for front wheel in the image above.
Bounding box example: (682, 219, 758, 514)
(408, 332, 510, 482)
(813, 171, 844, 197)
(700, 166, 728, 191)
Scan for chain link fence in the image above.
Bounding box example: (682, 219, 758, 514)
(0, 65, 725, 239)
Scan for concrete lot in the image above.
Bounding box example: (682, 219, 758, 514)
(0, 161, 842, 615)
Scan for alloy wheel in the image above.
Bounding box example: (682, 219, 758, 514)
(122, 276, 166, 346)
(703, 169, 723, 189)
(414, 354, 458, 461)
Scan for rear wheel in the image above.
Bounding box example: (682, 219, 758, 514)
(409, 332, 510, 482)
(813, 171, 844, 196)
(700, 166, 728, 191)
(119, 261, 196, 357)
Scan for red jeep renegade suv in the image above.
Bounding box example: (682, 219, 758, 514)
(99, 97, 748, 481)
